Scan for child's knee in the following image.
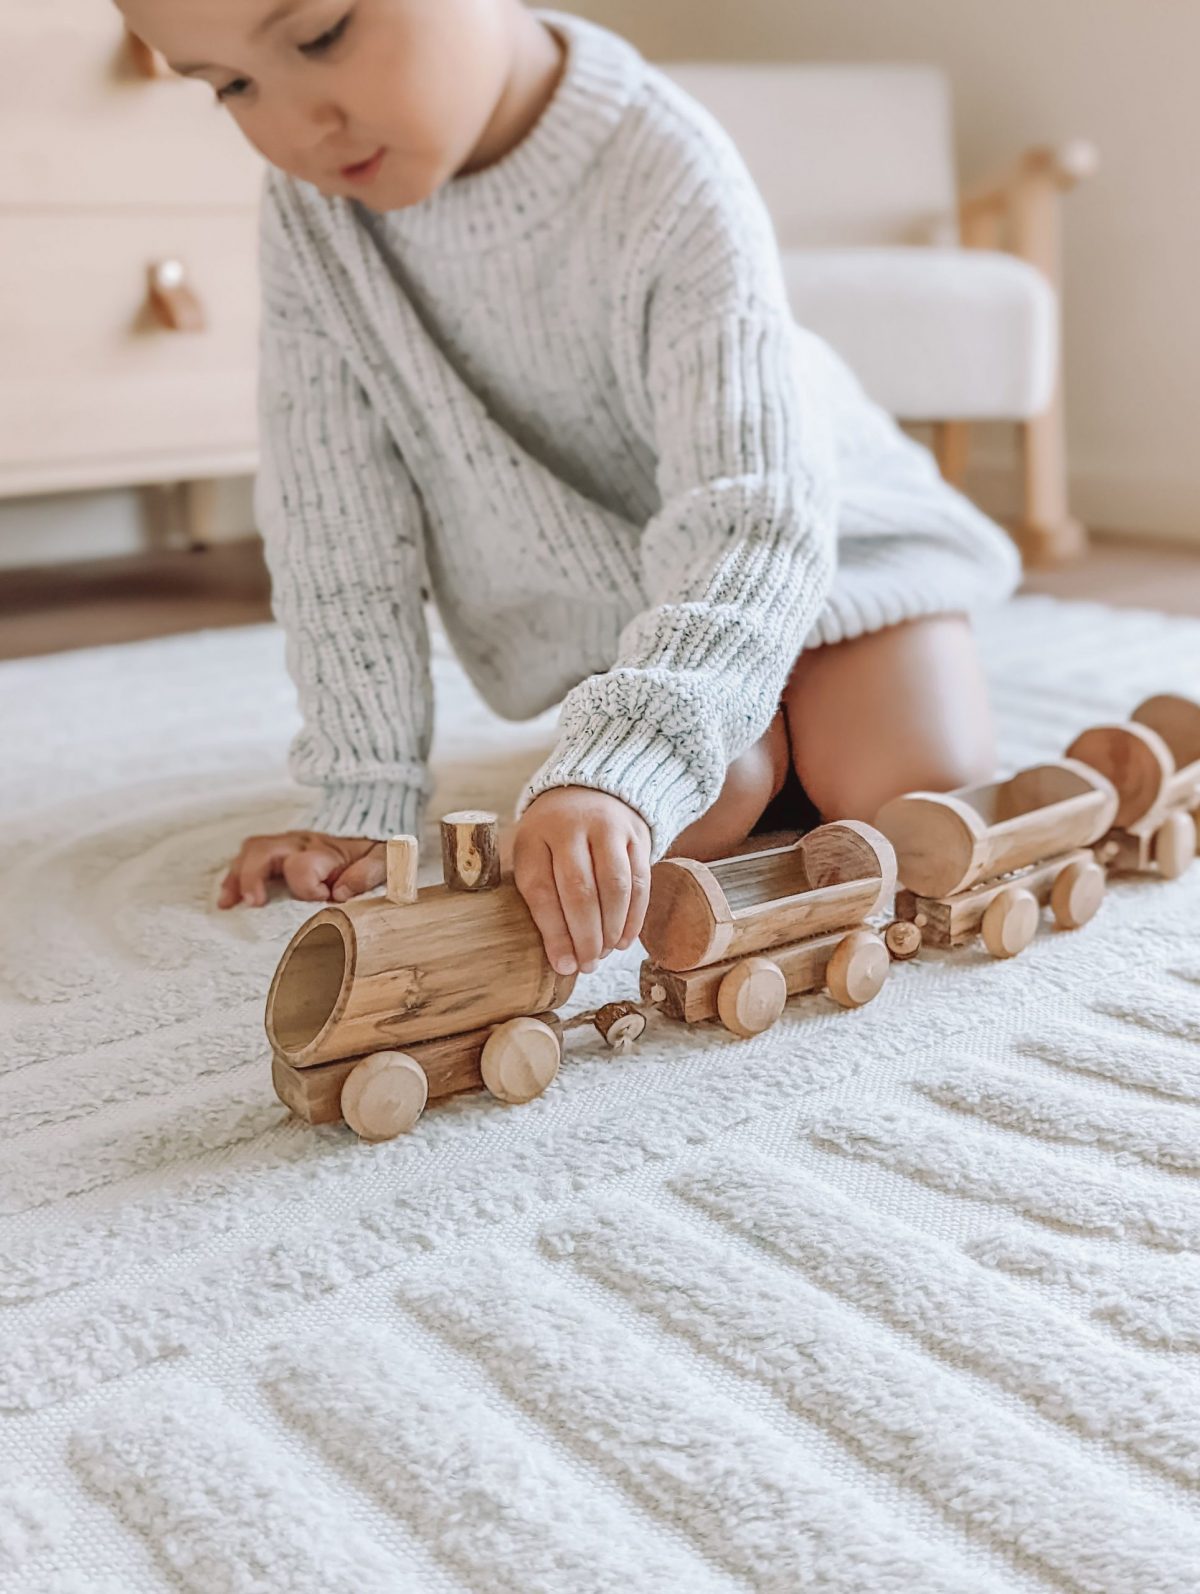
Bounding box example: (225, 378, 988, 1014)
(668, 712, 790, 859)
(810, 744, 994, 827)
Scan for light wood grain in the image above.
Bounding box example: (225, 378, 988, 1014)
(265, 881, 575, 1067)
(877, 761, 1117, 898)
(270, 1012, 564, 1125)
(386, 836, 419, 905)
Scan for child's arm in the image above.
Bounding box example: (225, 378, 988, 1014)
(513, 132, 839, 963)
(254, 176, 434, 855)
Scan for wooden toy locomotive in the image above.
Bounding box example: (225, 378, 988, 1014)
(266, 811, 898, 1141)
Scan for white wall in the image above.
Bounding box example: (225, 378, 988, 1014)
(573, 0, 1200, 541)
(5, 0, 1194, 565)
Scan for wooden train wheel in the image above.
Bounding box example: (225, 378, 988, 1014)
(825, 929, 889, 1008)
(716, 956, 787, 1037)
(340, 1051, 429, 1141)
(1050, 859, 1106, 929)
(1154, 811, 1197, 880)
(981, 886, 1039, 958)
(480, 1016, 562, 1103)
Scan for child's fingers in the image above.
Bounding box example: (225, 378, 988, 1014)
(238, 836, 304, 907)
(551, 841, 604, 973)
(617, 842, 652, 950)
(514, 842, 578, 976)
(330, 846, 386, 901)
(591, 837, 631, 952)
(281, 846, 338, 902)
(217, 869, 242, 909)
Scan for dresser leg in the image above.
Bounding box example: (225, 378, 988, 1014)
(180, 478, 222, 550)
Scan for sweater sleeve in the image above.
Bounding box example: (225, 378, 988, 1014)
(255, 180, 436, 841)
(515, 135, 838, 861)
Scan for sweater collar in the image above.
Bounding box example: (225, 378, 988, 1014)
(373, 8, 645, 254)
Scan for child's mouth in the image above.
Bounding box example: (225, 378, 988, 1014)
(340, 148, 386, 184)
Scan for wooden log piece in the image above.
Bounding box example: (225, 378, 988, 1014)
(271, 1012, 564, 1127)
(386, 834, 419, 905)
(340, 1052, 429, 1141)
(716, 957, 788, 1038)
(642, 928, 849, 1026)
(265, 883, 576, 1067)
(800, 821, 897, 916)
(441, 810, 501, 892)
(1132, 693, 1200, 770)
(642, 825, 895, 976)
(877, 763, 1117, 900)
(480, 1016, 562, 1103)
(894, 847, 1097, 946)
(1066, 723, 1172, 829)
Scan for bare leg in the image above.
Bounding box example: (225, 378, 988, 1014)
(783, 612, 996, 822)
(668, 709, 792, 861)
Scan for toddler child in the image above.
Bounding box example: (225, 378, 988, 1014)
(120, 0, 1021, 976)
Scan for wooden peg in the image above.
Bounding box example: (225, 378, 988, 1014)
(440, 810, 501, 892)
(592, 1001, 647, 1049)
(883, 920, 923, 961)
(386, 835, 419, 904)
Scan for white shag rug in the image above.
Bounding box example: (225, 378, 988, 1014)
(3, 594, 1200, 1594)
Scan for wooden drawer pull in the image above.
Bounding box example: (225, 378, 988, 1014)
(147, 260, 207, 332)
(126, 26, 172, 79)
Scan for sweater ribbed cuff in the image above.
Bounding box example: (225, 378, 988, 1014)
(515, 716, 708, 863)
(302, 780, 427, 842)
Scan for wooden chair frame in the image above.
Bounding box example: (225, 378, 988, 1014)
(933, 141, 1098, 568)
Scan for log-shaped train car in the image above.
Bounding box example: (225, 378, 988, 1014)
(1067, 693, 1200, 879)
(874, 759, 1119, 957)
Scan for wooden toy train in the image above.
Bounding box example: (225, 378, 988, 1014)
(265, 695, 1200, 1143)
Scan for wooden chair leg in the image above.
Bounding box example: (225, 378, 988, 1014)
(933, 421, 971, 488)
(1016, 383, 1088, 567)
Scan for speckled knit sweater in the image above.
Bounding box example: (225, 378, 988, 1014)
(254, 6, 1021, 860)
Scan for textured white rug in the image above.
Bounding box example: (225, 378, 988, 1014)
(3, 594, 1200, 1594)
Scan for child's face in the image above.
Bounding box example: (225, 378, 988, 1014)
(116, 0, 513, 210)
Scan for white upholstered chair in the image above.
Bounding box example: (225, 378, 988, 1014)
(660, 62, 1097, 566)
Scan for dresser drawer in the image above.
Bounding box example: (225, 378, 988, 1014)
(0, 0, 263, 208)
(0, 212, 260, 494)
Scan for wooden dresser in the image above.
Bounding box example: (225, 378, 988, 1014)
(0, 1, 264, 521)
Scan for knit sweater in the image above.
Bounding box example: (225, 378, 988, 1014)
(254, 6, 1021, 861)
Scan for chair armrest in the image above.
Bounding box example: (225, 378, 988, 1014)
(959, 141, 1099, 279)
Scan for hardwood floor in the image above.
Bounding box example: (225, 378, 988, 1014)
(0, 531, 1198, 662)
(0, 538, 272, 660)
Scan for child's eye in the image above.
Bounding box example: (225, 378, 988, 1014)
(215, 78, 251, 103)
(300, 12, 353, 56)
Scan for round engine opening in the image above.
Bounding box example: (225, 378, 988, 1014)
(266, 920, 349, 1061)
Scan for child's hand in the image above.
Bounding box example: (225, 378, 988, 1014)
(218, 831, 385, 908)
(512, 787, 652, 975)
